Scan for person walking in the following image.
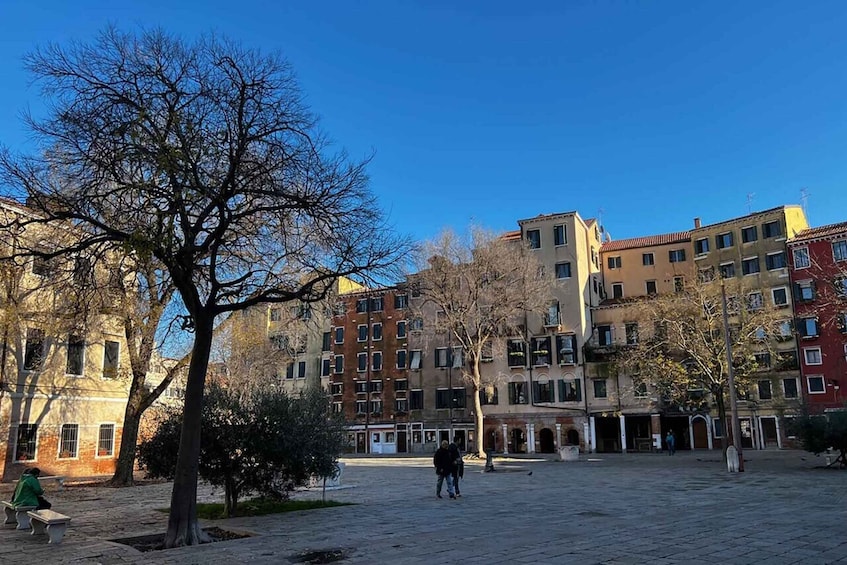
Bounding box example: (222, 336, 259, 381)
(12, 467, 51, 510)
(666, 431, 676, 456)
(448, 436, 464, 497)
(433, 440, 456, 499)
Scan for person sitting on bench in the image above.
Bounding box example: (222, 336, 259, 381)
(12, 468, 51, 510)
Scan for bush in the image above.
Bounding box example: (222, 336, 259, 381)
(789, 406, 847, 468)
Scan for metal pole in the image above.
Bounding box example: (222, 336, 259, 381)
(720, 281, 745, 472)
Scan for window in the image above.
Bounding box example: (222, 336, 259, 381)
(766, 252, 786, 270)
(783, 378, 799, 399)
(694, 238, 709, 255)
(435, 347, 450, 368)
(545, 302, 560, 326)
(355, 381, 368, 393)
(807, 376, 825, 394)
(452, 388, 466, 408)
(645, 280, 657, 295)
(836, 277, 847, 297)
(396, 349, 407, 369)
(757, 381, 772, 401)
(527, 229, 541, 249)
(98, 424, 115, 457)
(834, 240, 847, 262)
(356, 298, 368, 313)
(533, 381, 555, 403)
(798, 317, 819, 338)
(741, 226, 758, 243)
(668, 249, 686, 263)
(480, 385, 499, 405)
(357, 325, 368, 342)
(394, 294, 408, 309)
(395, 399, 408, 413)
(297, 361, 306, 378)
(66, 335, 85, 376)
(356, 400, 368, 414)
(59, 424, 79, 459)
(555, 262, 572, 279)
(269, 308, 281, 322)
(334, 327, 344, 344)
(507, 340, 526, 367)
(322, 332, 331, 352)
(371, 297, 384, 312)
(397, 320, 407, 338)
(24, 328, 45, 371)
(762, 220, 782, 239)
(558, 379, 582, 402)
(713, 419, 724, 438)
(674, 276, 685, 293)
(772, 287, 789, 307)
(31, 252, 53, 276)
(803, 347, 822, 365)
(409, 390, 424, 410)
(633, 381, 648, 398)
(597, 325, 612, 346)
(369, 380, 383, 393)
(742, 257, 760, 275)
(394, 379, 408, 391)
(285, 363, 295, 379)
(410, 350, 422, 370)
(793, 247, 810, 269)
(837, 313, 847, 334)
(452, 346, 463, 368)
(747, 292, 764, 311)
(794, 280, 815, 302)
(554, 224, 567, 246)
(556, 334, 577, 365)
(531, 336, 551, 366)
(625, 323, 639, 345)
(15, 424, 37, 461)
(372, 352, 383, 371)
(331, 382, 343, 395)
(698, 266, 716, 283)
(593, 379, 607, 398)
(642, 253, 654, 266)
(321, 358, 331, 376)
(612, 283, 623, 299)
(409, 317, 423, 331)
(716, 232, 734, 249)
(357, 352, 367, 372)
(334, 355, 344, 374)
(754, 352, 771, 368)
(436, 388, 451, 409)
(775, 350, 799, 371)
(372, 323, 383, 341)
(719, 262, 735, 278)
(333, 301, 347, 316)
(410, 282, 421, 298)
(607, 256, 622, 269)
(508, 382, 529, 404)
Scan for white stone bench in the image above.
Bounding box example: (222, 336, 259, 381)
(39, 475, 66, 490)
(27, 509, 71, 544)
(2, 500, 37, 530)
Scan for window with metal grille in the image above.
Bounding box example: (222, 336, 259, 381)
(59, 424, 79, 459)
(98, 424, 115, 457)
(15, 424, 37, 461)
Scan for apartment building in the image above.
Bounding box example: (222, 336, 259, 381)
(590, 230, 694, 453)
(788, 221, 847, 412)
(474, 212, 603, 454)
(0, 200, 132, 481)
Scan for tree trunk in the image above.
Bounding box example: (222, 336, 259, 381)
(472, 360, 485, 458)
(164, 312, 214, 548)
(107, 389, 145, 486)
(224, 477, 238, 517)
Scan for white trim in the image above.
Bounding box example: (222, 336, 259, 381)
(792, 246, 811, 269)
(771, 286, 790, 307)
(803, 347, 823, 365)
(95, 422, 117, 459)
(807, 375, 826, 394)
(57, 422, 81, 460)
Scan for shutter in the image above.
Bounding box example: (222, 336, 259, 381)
(508, 384, 515, 404)
(572, 337, 579, 364)
(558, 379, 565, 402)
(574, 379, 582, 402)
(795, 318, 805, 337)
(533, 381, 540, 402)
(793, 283, 801, 300)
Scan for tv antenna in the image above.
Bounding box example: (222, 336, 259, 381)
(800, 187, 809, 217)
(746, 193, 755, 214)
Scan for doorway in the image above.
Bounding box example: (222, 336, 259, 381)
(356, 432, 367, 454)
(397, 430, 408, 453)
(761, 417, 778, 448)
(692, 417, 708, 449)
(510, 428, 526, 453)
(538, 428, 555, 453)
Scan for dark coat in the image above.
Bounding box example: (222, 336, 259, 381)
(433, 447, 454, 477)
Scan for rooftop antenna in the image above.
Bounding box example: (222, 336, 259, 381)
(800, 187, 809, 218)
(746, 193, 755, 214)
(597, 207, 605, 234)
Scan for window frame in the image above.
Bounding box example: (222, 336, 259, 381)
(762, 220, 783, 239)
(803, 347, 823, 366)
(607, 256, 622, 269)
(807, 375, 825, 394)
(396, 320, 407, 339)
(553, 224, 567, 246)
(555, 262, 572, 279)
(741, 256, 760, 276)
(396, 349, 407, 369)
(612, 283, 624, 299)
(642, 252, 654, 266)
(771, 286, 789, 307)
(58, 423, 80, 460)
(526, 229, 541, 249)
(694, 238, 709, 255)
(668, 249, 686, 263)
(716, 232, 734, 249)
(792, 247, 811, 269)
(833, 240, 847, 262)
(96, 423, 116, 458)
(593, 379, 608, 399)
(741, 225, 758, 244)
(765, 251, 786, 270)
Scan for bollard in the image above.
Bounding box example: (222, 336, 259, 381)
(484, 450, 495, 472)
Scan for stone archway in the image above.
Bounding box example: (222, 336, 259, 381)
(566, 428, 580, 446)
(692, 415, 708, 449)
(538, 428, 555, 453)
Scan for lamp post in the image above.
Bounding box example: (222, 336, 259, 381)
(720, 280, 744, 472)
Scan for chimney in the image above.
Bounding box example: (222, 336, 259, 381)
(694, 217, 701, 229)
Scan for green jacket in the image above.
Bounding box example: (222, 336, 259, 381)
(11, 473, 43, 508)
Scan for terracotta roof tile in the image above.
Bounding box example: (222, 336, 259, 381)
(600, 230, 691, 252)
(501, 230, 522, 241)
(789, 221, 847, 243)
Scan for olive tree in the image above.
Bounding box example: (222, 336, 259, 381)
(0, 28, 405, 546)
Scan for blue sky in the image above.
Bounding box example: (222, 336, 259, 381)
(1, 1, 846, 242)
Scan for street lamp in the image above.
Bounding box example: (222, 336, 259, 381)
(720, 279, 744, 472)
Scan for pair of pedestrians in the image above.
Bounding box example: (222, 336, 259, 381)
(433, 438, 463, 499)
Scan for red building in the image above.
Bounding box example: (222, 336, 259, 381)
(787, 221, 847, 412)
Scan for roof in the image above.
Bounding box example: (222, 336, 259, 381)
(789, 221, 847, 244)
(600, 230, 691, 253)
(501, 230, 522, 241)
(694, 205, 802, 231)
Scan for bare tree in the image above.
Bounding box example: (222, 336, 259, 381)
(411, 227, 552, 458)
(0, 28, 405, 546)
(614, 276, 786, 452)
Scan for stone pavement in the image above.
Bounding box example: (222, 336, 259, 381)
(0, 450, 845, 564)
